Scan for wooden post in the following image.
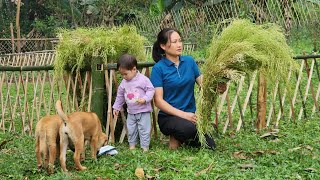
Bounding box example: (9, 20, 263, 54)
(91, 57, 106, 125)
(10, 23, 15, 53)
(256, 73, 266, 131)
(15, 0, 21, 53)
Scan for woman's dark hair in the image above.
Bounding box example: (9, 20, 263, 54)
(117, 54, 137, 70)
(152, 28, 182, 62)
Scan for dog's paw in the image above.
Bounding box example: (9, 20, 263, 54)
(48, 164, 55, 174)
(78, 166, 87, 171)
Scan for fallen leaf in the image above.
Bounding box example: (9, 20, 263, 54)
(260, 132, 278, 138)
(153, 167, 165, 173)
(304, 145, 313, 151)
(270, 129, 279, 133)
(195, 162, 214, 176)
(252, 151, 265, 156)
(170, 167, 180, 172)
(146, 174, 156, 180)
(0, 138, 13, 150)
(239, 164, 254, 169)
(229, 132, 236, 138)
(270, 138, 280, 143)
(135, 168, 145, 178)
(288, 147, 301, 152)
(233, 151, 247, 159)
(304, 168, 317, 172)
(267, 150, 280, 155)
(114, 163, 127, 170)
(185, 157, 194, 161)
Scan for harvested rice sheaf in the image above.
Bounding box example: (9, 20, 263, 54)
(54, 25, 146, 78)
(196, 19, 299, 146)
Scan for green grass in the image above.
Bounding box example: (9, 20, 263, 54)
(1, 119, 319, 179)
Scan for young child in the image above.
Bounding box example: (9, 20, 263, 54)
(112, 54, 155, 152)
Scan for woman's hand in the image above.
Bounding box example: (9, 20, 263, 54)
(182, 112, 197, 124)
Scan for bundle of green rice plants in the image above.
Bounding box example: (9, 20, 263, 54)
(54, 25, 146, 78)
(196, 19, 299, 146)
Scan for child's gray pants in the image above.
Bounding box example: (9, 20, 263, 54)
(127, 112, 151, 149)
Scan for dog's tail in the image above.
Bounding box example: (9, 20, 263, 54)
(55, 100, 69, 125)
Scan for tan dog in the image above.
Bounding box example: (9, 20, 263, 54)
(56, 100, 107, 171)
(35, 115, 63, 174)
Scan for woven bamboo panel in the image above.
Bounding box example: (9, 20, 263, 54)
(0, 54, 319, 137)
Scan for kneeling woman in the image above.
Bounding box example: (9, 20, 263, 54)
(150, 28, 216, 150)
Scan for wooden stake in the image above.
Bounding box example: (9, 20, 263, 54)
(256, 73, 267, 131)
(236, 71, 257, 132)
(298, 59, 315, 120)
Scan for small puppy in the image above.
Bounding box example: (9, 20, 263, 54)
(35, 115, 63, 174)
(56, 100, 107, 171)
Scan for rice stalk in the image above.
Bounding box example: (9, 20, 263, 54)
(196, 19, 299, 146)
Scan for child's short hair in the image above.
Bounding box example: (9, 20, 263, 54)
(117, 54, 137, 70)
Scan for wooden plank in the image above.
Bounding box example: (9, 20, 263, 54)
(72, 72, 79, 111)
(304, 59, 319, 113)
(267, 81, 279, 126)
(298, 60, 314, 120)
(312, 82, 320, 115)
(119, 109, 128, 143)
(226, 93, 233, 129)
(275, 69, 293, 126)
(0, 72, 6, 131)
(87, 72, 92, 112)
(146, 67, 158, 139)
(80, 72, 88, 111)
(236, 71, 257, 132)
(289, 61, 304, 119)
(47, 71, 55, 114)
(106, 70, 114, 142)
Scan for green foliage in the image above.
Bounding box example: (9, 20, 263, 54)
(197, 19, 300, 146)
(54, 25, 146, 78)
(32, 16, 69, 37)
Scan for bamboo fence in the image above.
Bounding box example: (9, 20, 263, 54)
(0, 51, 319, 143)
(0, 38, 58, 54)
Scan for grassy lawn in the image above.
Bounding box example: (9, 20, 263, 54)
(0, 118, 319, 179)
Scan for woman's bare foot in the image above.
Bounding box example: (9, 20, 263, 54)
(142, 147, 149, 152)
(129, 145, 136, 150)
(169, 135, 181, 150)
